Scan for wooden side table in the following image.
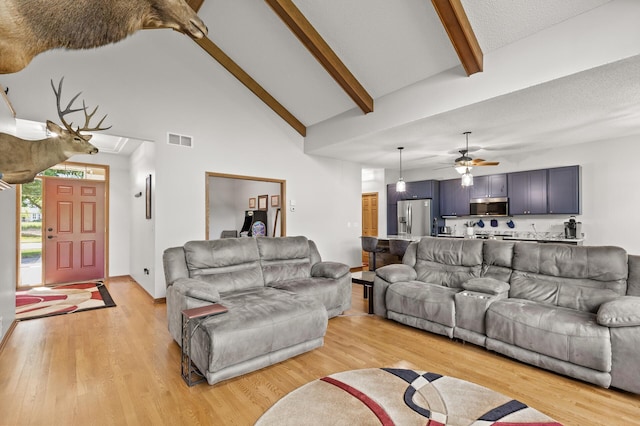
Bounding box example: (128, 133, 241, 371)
(181, 303, 228, 386)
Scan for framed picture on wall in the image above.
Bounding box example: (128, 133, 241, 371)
(271, 195, 280, 207)
(249, 198, 256, 209)
(258, 194, 268, 211)
(145, 174, 152, 219)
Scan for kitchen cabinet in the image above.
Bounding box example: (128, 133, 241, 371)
(547, 166, 580, 214)
(439, 178, 470, 217)
(403, 180, 437, 200)
(387, 184, 398, 234)
(387, 183, 400, 205)
(470, 174, 507, 199)
(508, 170, 547, 215)
(387, 181, 440, 234)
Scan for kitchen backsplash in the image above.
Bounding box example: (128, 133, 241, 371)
(444, 215, 584, 239)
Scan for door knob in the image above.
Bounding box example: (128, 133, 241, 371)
(47, 235, 57, 239)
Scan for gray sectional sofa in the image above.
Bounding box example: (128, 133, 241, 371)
(373, 236, 640, 394)
(163, 236, 351, 385)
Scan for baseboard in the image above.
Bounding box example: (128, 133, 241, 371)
(122, 275, 166, 304)
(0, 320, 18, 354)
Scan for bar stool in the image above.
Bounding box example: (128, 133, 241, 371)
(389, 239, 411, 262)
(361, 236, 385, 271)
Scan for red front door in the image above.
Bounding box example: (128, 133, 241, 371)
(44, 177, 106, 284)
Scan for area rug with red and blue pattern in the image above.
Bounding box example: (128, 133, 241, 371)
(256, 368, 562, 425)
(16, 281, 116, 321)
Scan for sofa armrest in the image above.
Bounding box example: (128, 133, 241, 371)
(463, 277, 510, 295)
(311, 261, 350, 279)
(376, 264, 417, 283)
(597, 296, 640, 327)
(173, 278, 221, 303)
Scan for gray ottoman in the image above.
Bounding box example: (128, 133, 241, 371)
(189, 286, 328, 385)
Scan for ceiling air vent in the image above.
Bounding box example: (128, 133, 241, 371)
(167, 132, 193, 148)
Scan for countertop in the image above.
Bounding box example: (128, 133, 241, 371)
(437, 234, 584, 244)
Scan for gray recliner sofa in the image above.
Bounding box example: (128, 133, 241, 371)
(373, 236, 640, 394)
(163, 236, 351, 385)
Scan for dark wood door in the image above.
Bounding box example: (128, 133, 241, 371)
(44, 177, 106, 284)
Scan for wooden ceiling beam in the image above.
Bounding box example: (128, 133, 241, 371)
(431, 0, 483, 76)
(195, 37, 307, 136)
(187, 0, 306, 135)
(265, 0, 374, 114)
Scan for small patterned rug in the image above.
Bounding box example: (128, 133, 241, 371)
(256, 368, 562, 426)
(16, 281, 116, 321)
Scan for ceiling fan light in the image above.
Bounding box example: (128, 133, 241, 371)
(455, 165, 471, 174)
(461, 169, 474, 187)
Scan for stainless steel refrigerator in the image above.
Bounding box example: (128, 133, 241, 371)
(397, 199, 432, 237)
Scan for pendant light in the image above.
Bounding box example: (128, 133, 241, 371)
(460, 132, 474, 187)
(396, 147, 406, 192)
(461, 168, 473, 186)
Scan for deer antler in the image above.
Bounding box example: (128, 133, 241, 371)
(50, 77, 111, 134)
(78, 100, 111, 132)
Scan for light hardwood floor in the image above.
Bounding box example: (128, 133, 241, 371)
(0, 276, 638, 425)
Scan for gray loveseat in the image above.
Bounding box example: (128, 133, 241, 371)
(163, 236, 351, 385)
(373, 236, 640, 394)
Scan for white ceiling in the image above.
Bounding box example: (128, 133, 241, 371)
(3, 0, 639, 174)
(193, 0, 639, 172)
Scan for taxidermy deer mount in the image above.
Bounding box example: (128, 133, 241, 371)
(0, 0, 208, 74)
(0, 78, 110, 185)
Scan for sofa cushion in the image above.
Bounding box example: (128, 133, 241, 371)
(270, 277, 347, 313)
(257, 236, 312, 285)
(464, 277, 510, 295)
(184, 238, 264, 293)
(413, 237, 483, 288)
(386, 281, 459, 328)
(190, 287, 327, 378)
(481, 240, 514, 282)
(510, 243, 628, 312)
(597, 296, 640, 327)
(486, 299, 612, 372)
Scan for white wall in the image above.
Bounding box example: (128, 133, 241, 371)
(0, 96, 17, 339)
(391, 135, 640, 255)
(0, 29, 374, 299)
(0, 188, 16, 339)
(128, 142, 156, 297)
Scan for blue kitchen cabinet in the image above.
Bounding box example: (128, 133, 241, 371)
(547, 166, 580, 214)
(470, 174, 507, 199)
(403, 180, 437, 200)
(439, 178, 470, 217)
(508, 169, 547, 215)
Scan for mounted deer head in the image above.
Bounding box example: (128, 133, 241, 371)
(0, 0, 208, 74)
(0, 78, 109, 184)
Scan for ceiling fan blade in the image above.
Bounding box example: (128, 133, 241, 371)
(476, 161, 500, 166)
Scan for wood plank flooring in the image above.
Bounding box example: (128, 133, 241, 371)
(0, 276, 638, 425)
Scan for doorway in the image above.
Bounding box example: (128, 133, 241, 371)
(361, 192, 379, 268)
(16, 162, 109, 288)
(205, 172, 286, 239)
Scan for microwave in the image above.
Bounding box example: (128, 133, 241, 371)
(470, 197, 509, 216)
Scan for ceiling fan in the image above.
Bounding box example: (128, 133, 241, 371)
(455, 131, 500, 168)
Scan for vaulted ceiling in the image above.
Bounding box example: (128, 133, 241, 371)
(183, 0, 640, 173)
(3, 0, 640, 174)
